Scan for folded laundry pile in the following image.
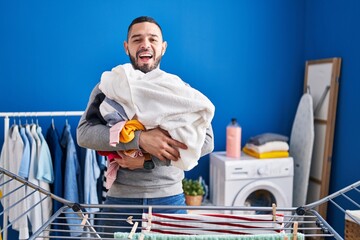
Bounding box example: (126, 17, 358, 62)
(242, 133, 289, 159)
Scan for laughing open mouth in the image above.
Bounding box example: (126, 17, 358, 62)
(138, 53, 153, 61)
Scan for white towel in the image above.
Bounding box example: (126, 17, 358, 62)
(99, 64, 215, 171)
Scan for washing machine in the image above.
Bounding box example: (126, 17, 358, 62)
(209, 151, 293, 213)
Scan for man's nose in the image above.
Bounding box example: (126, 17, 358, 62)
(140, 39, 151, 49)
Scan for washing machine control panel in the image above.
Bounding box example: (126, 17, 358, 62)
(257, 167, 267, 176)
(211, 152, 293, 180)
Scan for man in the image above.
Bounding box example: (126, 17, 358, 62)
(77, 16, 214, 234)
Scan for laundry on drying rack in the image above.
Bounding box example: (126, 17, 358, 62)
(141, 212, 285, 235)
(114, 232, 304, 239)
(114, 212, 306, 239)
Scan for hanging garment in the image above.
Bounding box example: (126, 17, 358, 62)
(32, 124, 53, 238)
(46, 124, 66, 237)
(18, 126, 30, 178)
(46, 124, 65, 212)
(0, 125, 29, 239)
(61, 122, 82, 236)
(35, 125, 54, 184)
(25, 124, 43, 235)
(96, 154, 107, 204)
(83, 148, 101, 229)
(84, 148, 100, 212)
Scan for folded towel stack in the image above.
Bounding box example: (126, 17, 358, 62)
(242, 133, 289, 159)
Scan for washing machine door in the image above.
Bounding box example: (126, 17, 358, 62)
(232, 180, 288, 214)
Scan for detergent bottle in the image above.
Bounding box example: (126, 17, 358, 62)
(226, 118, 241, 158)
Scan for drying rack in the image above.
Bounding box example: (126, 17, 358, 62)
(1, 111, 359, 239)
(0, 165, 359, 239)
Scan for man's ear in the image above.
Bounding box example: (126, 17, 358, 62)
(124, 41, 129, 55)
(162, 41, 167, 56)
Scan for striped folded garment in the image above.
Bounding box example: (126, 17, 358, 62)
(114, 212, 305, 239)
(141, 213, 285, 235)
(114, 232, 304, 239)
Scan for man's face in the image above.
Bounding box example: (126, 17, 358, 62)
(124, 22, 167, 73)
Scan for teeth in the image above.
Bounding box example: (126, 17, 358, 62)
(139, 53, 152, 58)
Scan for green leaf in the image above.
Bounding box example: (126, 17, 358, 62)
(182, 178, 205, 196)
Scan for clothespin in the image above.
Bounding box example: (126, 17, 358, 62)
(128, 221, 139, 239)
(272, 203, 277, 221)
(139, 233, 145, 240)
(293, 221, 298, 240)
(146, 206, 152, 231)
(126, 216, 134, 225)
(80, 214, 88, 229)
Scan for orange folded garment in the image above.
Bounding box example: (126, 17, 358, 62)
(120, 119, 145, 143)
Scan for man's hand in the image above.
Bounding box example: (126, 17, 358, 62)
(139, 128, 188, 162)
(114, 154, 145, 170)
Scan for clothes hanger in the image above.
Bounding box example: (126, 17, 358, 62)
(36, 112, 39, 127)
(65, 112, 69, 126)
(18, 112, 22, 127)
(51, 112, 55, 130)
(30, 112, 34, 125)
(30, 113, 37, 132)
(25, 112, 29, 126)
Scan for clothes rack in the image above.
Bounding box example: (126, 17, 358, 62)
(0, 111, 84, 240)
(1, 111, 84, 147)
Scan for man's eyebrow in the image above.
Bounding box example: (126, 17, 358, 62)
(130, 33, 159, 39)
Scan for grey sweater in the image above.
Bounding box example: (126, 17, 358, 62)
(77, 84, 214, 198)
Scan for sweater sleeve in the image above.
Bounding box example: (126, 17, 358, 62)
(201, 124, 214, 157)
(76, 83, 140, 151)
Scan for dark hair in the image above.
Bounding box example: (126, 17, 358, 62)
(127, 16, 163, 40)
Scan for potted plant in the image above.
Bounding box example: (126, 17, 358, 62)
(182, 178, 205, 206)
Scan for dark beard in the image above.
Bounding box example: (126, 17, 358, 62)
(129, 54, 161, 73)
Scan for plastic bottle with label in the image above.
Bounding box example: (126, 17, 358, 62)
(226, 118, 241, 158)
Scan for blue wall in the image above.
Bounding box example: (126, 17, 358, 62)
(0, 0, 305, 185)
(0, 0, 357, 237)
(304, 0, 360, 235)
